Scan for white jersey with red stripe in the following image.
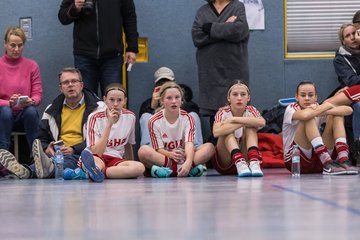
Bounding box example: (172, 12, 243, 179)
(282, 102, 326, 162)
(87, 108, 136, 158)
(214, 105, 261, 141)
(148, 109, 195, 151)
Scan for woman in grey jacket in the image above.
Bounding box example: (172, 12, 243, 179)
(333, 23, 360, 160)
(192, 0, 249, 138)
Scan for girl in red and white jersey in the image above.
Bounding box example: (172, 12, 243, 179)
(282, 81, 355, 175)
(82, 83, 145, 182)
(138, 82, 214, 178)
(212, 80, 265, 177)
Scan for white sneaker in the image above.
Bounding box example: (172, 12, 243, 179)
(236, 161, 251, 177)
(249, 160, 264, 177)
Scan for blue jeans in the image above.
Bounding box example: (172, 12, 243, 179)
(0, 106, 39, 151)
(189, 112, 204, 148)
(139, 113, 152, 146)
(352, 102, 360, 141)
(74, 54, 123, 97)
(63, 154, 80, 169)
(139, 112, 203, 148)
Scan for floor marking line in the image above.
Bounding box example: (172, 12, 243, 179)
(272, 184, 360, 216)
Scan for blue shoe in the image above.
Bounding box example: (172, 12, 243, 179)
(151, 165, 173, 178)
(80, 150, 104, 182)
(73, 168, 88, 179)
(63, 168, 76, 180)
(63, 168, 88, 180)
(188, 164, 204, 177)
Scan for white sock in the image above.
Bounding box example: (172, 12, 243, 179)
(311, 137, 324, 149)
(335, 137, 347, 144)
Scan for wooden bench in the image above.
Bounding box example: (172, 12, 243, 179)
(11, 132, 26, 160)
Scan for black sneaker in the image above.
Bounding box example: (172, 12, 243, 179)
(337, 160, 359, 175)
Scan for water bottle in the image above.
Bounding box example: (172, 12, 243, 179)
(54, 149, 64, 181)
(292, 145, 301, 177)
(175, 148, 185, 172)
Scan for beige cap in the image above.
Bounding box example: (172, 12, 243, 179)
(154, 67, 175, 83)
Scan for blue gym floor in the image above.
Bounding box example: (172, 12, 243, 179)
(1, 168, 360, 240)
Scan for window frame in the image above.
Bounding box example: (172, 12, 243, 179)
(284, 0, 360, 59)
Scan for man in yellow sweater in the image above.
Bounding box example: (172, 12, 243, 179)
(0, 67, 104, 178)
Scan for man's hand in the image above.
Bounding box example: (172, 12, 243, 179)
(356, 29, 360, 44)
(152, 86, 161, 101)
(74, 0, 85, 11)
(124, 52, 137, 65)
(60, 146, 75, 156)
(45, 142, 55, 157)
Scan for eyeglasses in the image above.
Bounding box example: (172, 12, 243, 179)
(59, 79, 82, 86)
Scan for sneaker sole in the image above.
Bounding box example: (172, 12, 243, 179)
(33, 139, 53, 178)
(346, 170, 359, 175)
(81, 150, 104, 182)
(251, 172, 264, 177)
(238, 172, 252, 177)
(32, 139, 44, 178)
(322, 171, 347, 175)
(0, 149, 30, 179)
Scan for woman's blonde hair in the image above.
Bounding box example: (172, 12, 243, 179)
(4, 26, 26, 44)
(338, 23, 354, 45)
(155, 81, 184, 112)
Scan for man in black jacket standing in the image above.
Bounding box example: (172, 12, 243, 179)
(58, 0, 139, 97)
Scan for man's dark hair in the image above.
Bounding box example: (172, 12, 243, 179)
(353, 10, 360, 23)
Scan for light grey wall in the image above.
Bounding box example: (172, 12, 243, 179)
(0, 0, 340, 146)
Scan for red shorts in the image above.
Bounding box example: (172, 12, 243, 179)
(95, 154, 125, 168)
(344, 85, 360, 102)
(284, 145, 337, 174)
(211, 149, 237, 175)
